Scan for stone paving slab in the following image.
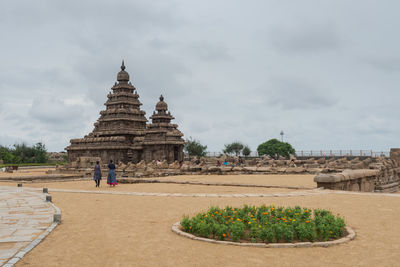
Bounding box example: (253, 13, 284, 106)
(0, 186, 59, 266)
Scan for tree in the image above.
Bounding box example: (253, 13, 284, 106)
(184, 137, 207, 158)
(223, 142, 244, 156)
(257, 139, 295, 159)
(0, 146, 15, 163)
(33, 142, 48, 163)
(0, 142, 48, 164)
(242, 145, 251, 157)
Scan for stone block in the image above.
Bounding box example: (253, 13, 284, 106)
(53, 213, 61, 223)
(256, 167, 272, 172)
(243, 166, 257, 172)
(314, 173, 344, 183)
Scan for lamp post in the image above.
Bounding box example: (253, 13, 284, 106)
(280, 131, 284, 142)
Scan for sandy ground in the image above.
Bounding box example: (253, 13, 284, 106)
(159, 174, 317, 188)
(0, 168, 52, 177)
(0, 180, 297, 194)
(1, 174, 399, 266)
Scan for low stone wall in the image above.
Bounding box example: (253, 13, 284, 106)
(314, 169, 379, 192)
(314, 149, 400, 193)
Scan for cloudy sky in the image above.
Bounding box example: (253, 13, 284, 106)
(0, 0, 399, 153)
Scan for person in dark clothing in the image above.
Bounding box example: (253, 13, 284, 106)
(93, 161, 102, 187)
(107, 160, 118, 187)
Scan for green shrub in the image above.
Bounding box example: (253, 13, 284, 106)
(231, 221, 245, 241)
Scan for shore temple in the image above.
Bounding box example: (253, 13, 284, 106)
(66, 61, 185, 164)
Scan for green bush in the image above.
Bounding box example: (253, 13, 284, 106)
(257, 139, 295, 159)
(180, 205, 346, 243)
(184, 137, 207, 158)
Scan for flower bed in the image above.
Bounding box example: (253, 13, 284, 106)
(180, 205, 346, 243)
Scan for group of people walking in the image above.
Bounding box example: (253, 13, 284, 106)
(93, 160, 118, 187)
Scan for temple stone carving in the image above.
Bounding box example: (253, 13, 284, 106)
(66, 61, 184, 164)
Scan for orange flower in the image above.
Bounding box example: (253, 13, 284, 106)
(305, 220, 310, 223)
(263, 212, 269, 215)
(222, 233, 226, 237)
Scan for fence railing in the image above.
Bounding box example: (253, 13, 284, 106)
(205, 150, 390, 158)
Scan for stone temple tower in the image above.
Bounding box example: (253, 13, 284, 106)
(66, 61, 184, 164)
(143, 95, 185, 162)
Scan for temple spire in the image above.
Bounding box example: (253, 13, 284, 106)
(160, 94, 164, 101)
(121, 60, 125, 70)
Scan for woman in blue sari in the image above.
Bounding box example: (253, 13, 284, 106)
(107, 160, 118, 187)
(93, 161, 102, 187)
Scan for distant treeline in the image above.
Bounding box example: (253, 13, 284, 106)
(0, 142, 48, 164)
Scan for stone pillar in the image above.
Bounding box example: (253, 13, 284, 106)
(390, 148, 400, 164)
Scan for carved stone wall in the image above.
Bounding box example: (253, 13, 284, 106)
(314, 148, 400, 192)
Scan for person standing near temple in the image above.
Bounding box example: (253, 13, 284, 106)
(107, 160, 118, 187)
(93, 161, 102, 187)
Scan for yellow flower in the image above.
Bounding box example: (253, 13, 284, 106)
(292, 219, 295, 222)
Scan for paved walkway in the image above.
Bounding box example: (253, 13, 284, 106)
(0, 186, 58, 266)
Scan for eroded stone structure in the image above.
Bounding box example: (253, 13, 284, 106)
(314, 148, 400, 192)
(66, 62, 184, 164)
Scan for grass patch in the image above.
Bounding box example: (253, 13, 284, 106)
(181, 204, 346, 243)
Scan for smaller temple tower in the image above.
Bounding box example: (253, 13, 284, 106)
(143, 95, 185, 162)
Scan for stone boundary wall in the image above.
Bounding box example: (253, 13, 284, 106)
(314, 148, 400, 192)
(171, 222, 356, 248)
(56, 153, 386, 177)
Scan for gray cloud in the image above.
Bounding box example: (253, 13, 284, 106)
(268, 22, 341, 54)
(0, 0, 399, 153)
(367, 57, 400, 72)
(264, 76, 337, 110)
